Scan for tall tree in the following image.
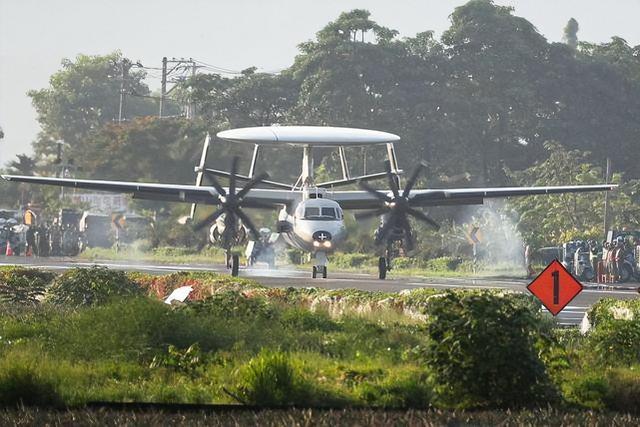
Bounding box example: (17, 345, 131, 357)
(28, 52, 156, 166)
(563, 18, 579, 49)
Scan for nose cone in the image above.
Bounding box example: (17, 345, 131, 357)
(312, 230, 332, 242)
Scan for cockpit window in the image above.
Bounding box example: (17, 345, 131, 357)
(304, 207, 337, 220)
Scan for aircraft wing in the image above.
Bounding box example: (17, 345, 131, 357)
(0, 175, 295, 208)
(332, 184, 617, 210)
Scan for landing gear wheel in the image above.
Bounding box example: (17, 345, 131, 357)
(378, 257, 387, 280)
(230, 254, 239, 277)
(322, 266, 328, 279)
(312, 266, 317, 279)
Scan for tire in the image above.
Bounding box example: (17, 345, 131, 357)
(230, 254, 239, 277)
(312, 266, 317, 279)
(619, 265, 632, 283)
(322, 266, 328, 279)
(378, 257, 387, 280)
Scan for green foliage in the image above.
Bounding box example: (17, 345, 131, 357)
(508, 143, 640, 246)
(0, 353, 62, 407)
(236, 350, 311, 406)
(588, 319, 640, 366)
(354, 370, 433, 408)
(562, 374, 609, 409)
(422, 290, 554, 408)
(603, 367, 640, 414)
(45, 266, 143, 306)
(149, 344, 204, 377)
(0, 267, 53, 305)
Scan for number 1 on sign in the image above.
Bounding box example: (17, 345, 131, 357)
(552, 270, 559, 305)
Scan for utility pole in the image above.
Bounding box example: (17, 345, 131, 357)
(118, 59, 131, 123)
(159, 57, 199, 119)
(187, 61, 197, 119)
(159, 56, 168, 118)
(603, 157, 612, 235)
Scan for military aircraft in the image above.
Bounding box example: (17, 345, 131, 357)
(2, 126, 616, 279)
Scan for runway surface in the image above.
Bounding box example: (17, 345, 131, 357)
(2, 256, 638, 326)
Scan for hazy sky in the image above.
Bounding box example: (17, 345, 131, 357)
(1, 0, 639, 166)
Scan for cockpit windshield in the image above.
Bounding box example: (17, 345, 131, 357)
(304, 207, 339, 220)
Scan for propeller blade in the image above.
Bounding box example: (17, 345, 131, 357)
(384, 160, 400, 199)
(236, 171, 270, 200)
(407, 207, 440, 230)
(354, 208, 387, 221)
(235, 208, 260, 241)
(203, 170, 226, 197)
(359, 180, 392, 203)
(229, 156, 239, 196)
(193, 208, 225, 231)
(402, 162, 425, 198)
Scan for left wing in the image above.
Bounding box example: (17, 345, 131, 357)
(331, 184, 617, 210)
(0, 175, 296, 208)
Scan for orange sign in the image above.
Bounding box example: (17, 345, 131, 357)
(527, 259, 583, 316)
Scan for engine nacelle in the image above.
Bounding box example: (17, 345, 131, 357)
(208, 218, 248, 247)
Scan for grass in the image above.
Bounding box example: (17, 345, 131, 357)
(79, 246, 528, 279)
(78, 246, 227, 265)
(0, 267, 638, 414)
(2, 408, 640, 426)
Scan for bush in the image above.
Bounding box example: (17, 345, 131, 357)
(331, 254, 374, 269)
(604, 367, 640, 413)
(588, 298, 640, 327)
(0, 266, 56, 284)
(424, 257, 464, 272)
(588, 319, 640, 366)
(0, 266, 54, 305)
(422, 291, 554, 408)
(355, 372, 433, 408)
(0, 276, 45, 305)
(562, 373, 609, 409)
(0, 356, 62, 407)
(236, 350, 310, 406)
(46, 267, 143, 306)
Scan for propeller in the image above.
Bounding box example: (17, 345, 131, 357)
(193, 156, 270, 249)
(356, 160, 439, 250)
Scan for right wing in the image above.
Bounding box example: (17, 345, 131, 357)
(0, 175, 296, 208)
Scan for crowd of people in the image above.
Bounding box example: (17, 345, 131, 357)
(600, 236, 638, 282)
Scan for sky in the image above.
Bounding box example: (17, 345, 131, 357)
(1, 0, 639, 166)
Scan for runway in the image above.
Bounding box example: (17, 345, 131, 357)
(2, 256, 638, 326)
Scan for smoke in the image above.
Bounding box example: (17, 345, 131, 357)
(462, 201, 525, 271)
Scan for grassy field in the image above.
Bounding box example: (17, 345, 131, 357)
(79, 246, 528, 278)
(2, 407, 640, 426)
(0, 266, 638, 418)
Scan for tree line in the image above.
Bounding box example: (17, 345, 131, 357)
(3, 0, 640, 246)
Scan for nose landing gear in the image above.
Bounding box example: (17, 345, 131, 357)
(312, 265, 328, 279)
(311, 251, 328, 279)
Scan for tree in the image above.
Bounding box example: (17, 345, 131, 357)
(563, 18, 579, 49)
(507, 143, 640, 247)
(28, 52, 156, 166)
(6, 154, 37, 206)
(441, 0, 551, 183)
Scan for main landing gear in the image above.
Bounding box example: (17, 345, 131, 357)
(378, 256, 388, 280)
(378, 243, 396, 280)
(225, 251, 240, 277)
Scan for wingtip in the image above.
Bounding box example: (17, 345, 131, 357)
(0, 174, 10, 181)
